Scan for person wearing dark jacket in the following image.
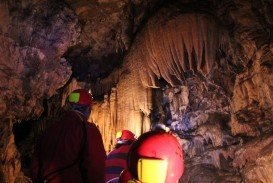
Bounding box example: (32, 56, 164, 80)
(30, 89, 106, 183)
(105, 130, 136, 183)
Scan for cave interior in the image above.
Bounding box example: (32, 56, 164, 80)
(1, 0, 273, 182)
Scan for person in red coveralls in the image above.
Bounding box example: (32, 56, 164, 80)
(105, 130, 136, 183)
(30, 89, 106, 183)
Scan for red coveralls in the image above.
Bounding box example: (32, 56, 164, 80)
(30, 110, 106, 183)
(105, 144, 131, 183)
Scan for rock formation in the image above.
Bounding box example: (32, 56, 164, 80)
(0, 0, 272, 182)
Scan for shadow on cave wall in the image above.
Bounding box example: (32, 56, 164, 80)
(13, 121, 32, 175)
(12, 89, 66, 177)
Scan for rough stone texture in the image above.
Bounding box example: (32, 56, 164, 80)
(0, 0, 165, 181)
(0, 35, 72, 120)
(0, 0, 79, 120)
(70, 0, 164, 55)
(0, 0, 273, 182)
(0, 1, 79, 181)
(181, 164, 241, 183)
(65, 0, 164, 80)
(0, 118, 32, 183)
(230, 49, 273, 137)
(233, 134, 273, 183)
(92, 0, 273, 182)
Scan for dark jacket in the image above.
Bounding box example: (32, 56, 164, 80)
(105, 144, 132, 183)
(30, 110, 106, 183)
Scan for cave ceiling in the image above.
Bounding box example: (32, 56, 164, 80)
(0, 0, 273, 182)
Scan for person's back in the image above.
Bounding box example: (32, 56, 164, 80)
(105, 130, 136, 183)
(30, 89, 106, 183)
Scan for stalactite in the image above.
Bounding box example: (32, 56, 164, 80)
(92, 10, 229, 162)
(131, 12, 227, 87)
(95, 12, 227, 92)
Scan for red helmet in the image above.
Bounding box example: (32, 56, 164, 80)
(127, 131, 184, 183)
(116, 130, 136, 141)
(68, 89, 93, 105)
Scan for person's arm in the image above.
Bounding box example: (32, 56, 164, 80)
(80, 122, 106, 183)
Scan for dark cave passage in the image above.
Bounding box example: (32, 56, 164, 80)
(13, 120, 34, 176)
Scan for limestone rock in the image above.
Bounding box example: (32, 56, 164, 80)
(233, 135, 273, 183)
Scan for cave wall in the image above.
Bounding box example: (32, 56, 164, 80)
(0, 0, 164, 181)
(92, 1, 273, 182)
(0, 1, 79, 182)
(0, 0, 273, 182)
(93, 8, 229, 149)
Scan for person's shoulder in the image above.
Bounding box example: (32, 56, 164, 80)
(65, 110, 85, 121)
(85, 121, 100, 132)
(113, 143, 131, 153)
(85, 121, 98, 127)
(60, 110, 76, 119)
(59, 110, 86, 129)
(120, 144, 132, 150)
